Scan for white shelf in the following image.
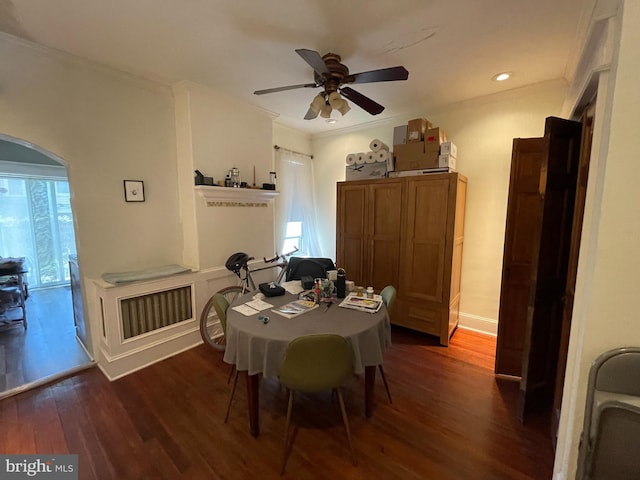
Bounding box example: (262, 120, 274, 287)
(195, 186, 279, 206)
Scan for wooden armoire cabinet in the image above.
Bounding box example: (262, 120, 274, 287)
(336, 172, 466, 345)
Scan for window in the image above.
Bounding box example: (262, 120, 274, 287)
(0, 175, 77, 288)
(282, 221, 303, 254)
(275, 149, 322, 257)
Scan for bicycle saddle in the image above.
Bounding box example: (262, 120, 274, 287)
(225, 252, 251, 276)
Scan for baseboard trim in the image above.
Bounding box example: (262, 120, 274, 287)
(97, 329, 202, 381)
(458, 312, 498, 336)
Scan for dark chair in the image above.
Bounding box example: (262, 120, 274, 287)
(378, 285, 396, 403)
(577, 347, 640, 479)
(279, 334, 356, 474)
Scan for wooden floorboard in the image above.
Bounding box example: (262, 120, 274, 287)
(0, 326, 554, 479)
(0, 286, 93, 394)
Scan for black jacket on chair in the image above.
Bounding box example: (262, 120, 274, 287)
(286, 257, 336, 281)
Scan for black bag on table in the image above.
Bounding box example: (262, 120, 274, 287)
(259, 282, 285, 297)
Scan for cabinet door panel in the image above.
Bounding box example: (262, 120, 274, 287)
(402, 178, 449, 303)
(336, 184, 367, 286)
(396, 299, 441, 335)
(367, 182, 402, 291)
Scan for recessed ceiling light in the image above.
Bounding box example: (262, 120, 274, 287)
(492, 72, 512, 82)
(326, 118, 338, 124)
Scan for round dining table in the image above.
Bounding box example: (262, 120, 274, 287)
(223, 291, 391, 436)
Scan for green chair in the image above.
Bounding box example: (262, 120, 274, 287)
(378, 285, 396, 403)
(279, 334, 356, 474)
(209, 292, 239, 423)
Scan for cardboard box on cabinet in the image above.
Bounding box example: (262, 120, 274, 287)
(438, 154, 456, 170)
(440, 141, 457, 158)
(425, 127, 447, 150)
(393, 125, 408, 145)
(406, 118, 433, 143)
(393, 142, 439, 171)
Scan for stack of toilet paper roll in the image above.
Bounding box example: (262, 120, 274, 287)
(345, 139, 390, 165)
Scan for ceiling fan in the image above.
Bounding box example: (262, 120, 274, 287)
(254, 49, 409, 120)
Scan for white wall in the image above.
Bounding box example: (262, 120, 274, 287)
(554, 0, 640, 477)
(174, 83, 277, 268)
(0, 34, 182, 355)
(0, 34, 182, 278)
(273, 123, 312, 156)
(0, 34, 282, 362)
(311, 80, 567, 331)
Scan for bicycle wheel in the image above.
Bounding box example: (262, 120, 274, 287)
(199, 286, 245, 351)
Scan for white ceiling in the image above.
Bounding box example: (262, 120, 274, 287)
(1, 0, 590, 135)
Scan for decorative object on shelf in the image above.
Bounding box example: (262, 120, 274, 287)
(123, 180, 145, 202)
(194, 170, 214, 186)
(230, 167, 241, 188)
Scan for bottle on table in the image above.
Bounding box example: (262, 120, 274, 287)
(336, 269, 346, 298)
(314, 278, 321, 304)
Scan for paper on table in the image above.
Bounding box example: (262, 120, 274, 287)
(231, 298, 273, 316)
(245, 298, 273, 311)
(281, 280, 304, 295)
(232, 304, 260, 316)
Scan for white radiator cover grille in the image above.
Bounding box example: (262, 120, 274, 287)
(120, 285, 193, 339)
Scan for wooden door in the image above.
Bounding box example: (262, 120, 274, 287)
(517, 117, 582, 421)
(551, 105, 594, 444)
(495, 137, 549, 377)
(366, 181, 402, 293)
(336, 183, 367, 287)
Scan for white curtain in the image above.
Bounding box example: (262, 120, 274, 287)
(275, 149, 322, 257)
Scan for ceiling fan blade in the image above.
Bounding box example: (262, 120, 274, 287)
(295, 48, 329, 76)
(254, 83, 318, 95)
(339, 87, 385, 115)
(349, 66, 409, 84)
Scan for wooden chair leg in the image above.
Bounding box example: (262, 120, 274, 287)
(378, 365, 392, 403)
(336, 387, 356, 466)
(224, 370, 239, 423)
(281, 389, 294, 475)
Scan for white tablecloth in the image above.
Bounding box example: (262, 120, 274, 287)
(223, 292, 391, 377)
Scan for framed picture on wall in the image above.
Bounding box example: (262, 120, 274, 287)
(123, 180, 145, 202)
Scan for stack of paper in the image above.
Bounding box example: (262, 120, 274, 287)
(338, 294, 383, 313)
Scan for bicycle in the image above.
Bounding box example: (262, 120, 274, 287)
(199, 247, 298, 350)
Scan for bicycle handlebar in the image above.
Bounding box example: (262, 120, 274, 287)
(263, 246, 299, 264)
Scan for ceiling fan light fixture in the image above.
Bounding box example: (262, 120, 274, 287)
(336, 99, 351, 116)
(328, 91, 350, 116)
(309, 94, 326, 114)
(320, 103, 332, 118)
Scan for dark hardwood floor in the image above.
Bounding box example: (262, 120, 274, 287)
(0, 327, 554, 479)
(0, 286, 93, 395)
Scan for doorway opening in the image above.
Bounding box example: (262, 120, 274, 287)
(0, 136, 93, 398)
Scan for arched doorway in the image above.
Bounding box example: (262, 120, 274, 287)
(0, 134, 93, 398)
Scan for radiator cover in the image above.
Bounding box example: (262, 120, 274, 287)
(120, 285, 193, 339)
